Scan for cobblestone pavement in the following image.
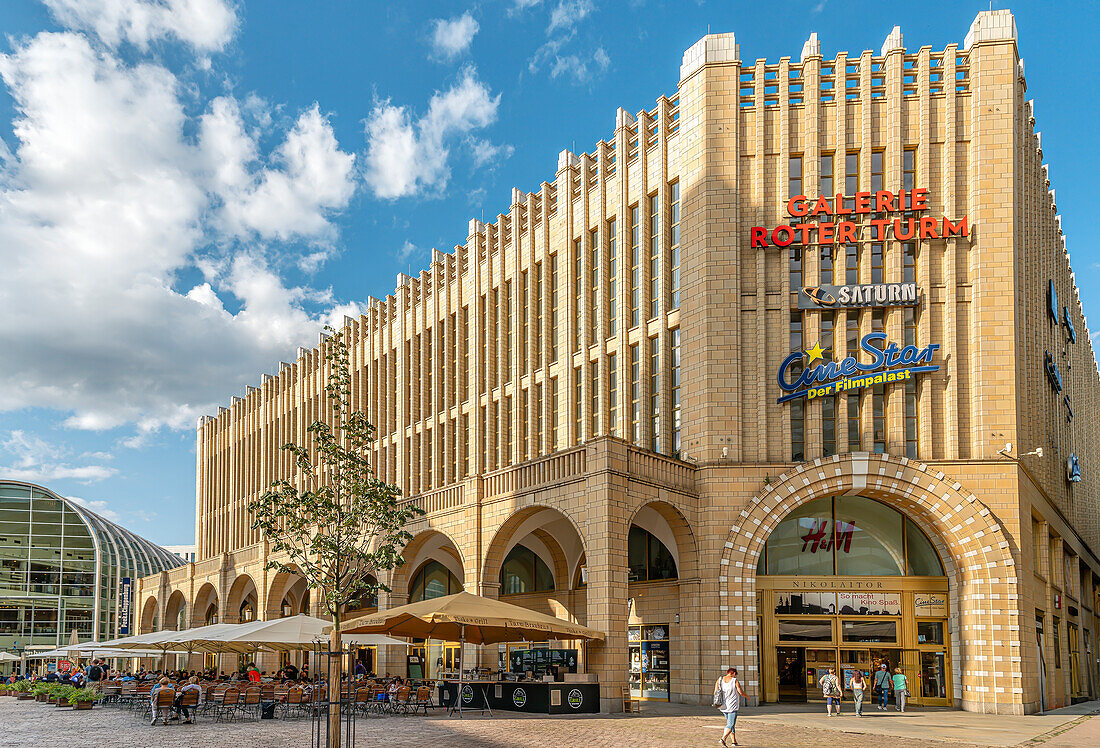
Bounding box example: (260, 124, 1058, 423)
(0, 697, 994, 748)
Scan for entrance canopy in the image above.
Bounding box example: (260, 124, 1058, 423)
(337, 591, 605, 645)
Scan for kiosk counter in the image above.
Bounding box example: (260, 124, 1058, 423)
(437, 678, 600, 714)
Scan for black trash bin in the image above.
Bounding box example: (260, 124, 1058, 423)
(261, 702, 277, 719)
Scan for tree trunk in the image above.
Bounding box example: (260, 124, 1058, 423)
(327, 622, 342, 748)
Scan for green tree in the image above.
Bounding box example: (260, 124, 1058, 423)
(248, 326, 420, 745)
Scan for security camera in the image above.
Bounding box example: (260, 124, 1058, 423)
(998, 442, 1013, 457)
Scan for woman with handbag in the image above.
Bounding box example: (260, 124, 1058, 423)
(891, 667, 910, 712)
(817, 667, 843, 716)
(713, 666, 748, 747)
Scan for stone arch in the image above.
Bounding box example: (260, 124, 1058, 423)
(390, 528, 467, 604)
(481, 504, 588, 599)
(164, 590, 188, 631)
(265, 564, 306, 620)
(192, 582, 219, 627)
(225, 573, 259, 624)
(627, 499, 699, 581)
(719, 452, 1018, 713)
(140, 596, 158, 634)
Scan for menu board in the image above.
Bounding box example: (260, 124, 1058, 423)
(836, 591, 901, 616)
(914, 592, 947, 617)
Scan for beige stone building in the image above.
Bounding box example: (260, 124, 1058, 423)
(138, 10, 1100, 714)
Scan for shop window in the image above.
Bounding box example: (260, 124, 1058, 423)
(761, 495, 945, 577)
(842, 620, 897, 643)
(409, 560, 461, 602)
(500, 544, 555, 595)
(629, 624, 671, 700)
(917, 620, 945, 645)
(778, 619, 833, 642)
(628, 525, 678, 582)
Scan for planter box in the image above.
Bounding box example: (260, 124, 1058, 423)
(35, 693, 47, 702)
(17, 693, 34, 700)
(73, 701, 93, 710)
(55, 700, 69, 707)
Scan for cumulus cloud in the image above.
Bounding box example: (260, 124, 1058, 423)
(430, 12, 479, 59)
(364, 67, 501, 199)
(468, 137, 515, 168)
(0, 431, 117, 483)
(0, 16, 360, 432)
(551, 46, 610, 83)
(44, 0, 238, 52)
(396, 240, 421, 261)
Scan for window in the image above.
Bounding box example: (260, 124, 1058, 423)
(872, 385, 886, 453)
(823, 394, 836, 458)
(845, 245, 859, 284)
(520, 270, 528, 373)
(609, 352, 619, 437)
(589, 229, 599, 340)
(574, 367, 583, 443)
(648, 194, 660, 319)
(789, 155, 803, 198)
(503, 281, 512, 383)
(409, 560, 461, 602)
(790, 311, 804, 461)
(1054, 616, 1062, 668)
(534, 262, 542, 368)
(870, 150, 884, 193)
(821, 312, 834, 361)
(761, 495, 945, 577)
(905, 379, 918, 458)
(608, 218, 618, 336)
(902, 148, 916, 192)
(789, 247, 802, 290)
(630, 205, 641, 328)
(573, 239, 582, 348)
(844, 152, 859, 209)
(843, 620, 897, 644)
(549, 255, 559, 362)
(631, 344, 641, 446)
(589, 361, 599, 438)
(649, 336, 660, 452)
(628, 525, 678, 582)
(871, 243, 884, 284)
(550, 378, 559, 450)
(847, 393, 860, 451)
(820, 245, 835, 285)
(671, 329, 682, 457)
(500, 544, 555, 595)
(917, 620, 945, 645)
(903, 242, 916, 283)
(669, 182, 681, 309)
(821, 153, 834, 199)
(778, 619, 832, 642)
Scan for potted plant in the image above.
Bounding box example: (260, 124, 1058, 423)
(67, 687, 102, 711)
(13, 680, 33, 699)
(54, 684, 76, 706)
(31, 682, 51, 702)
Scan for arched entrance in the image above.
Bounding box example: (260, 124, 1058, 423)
(719, 452, 1019, 714)
(395, 529, 466, 680)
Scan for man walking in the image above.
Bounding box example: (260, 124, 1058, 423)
(873, 663, 892, 710)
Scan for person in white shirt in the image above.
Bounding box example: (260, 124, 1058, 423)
(176, 676, 202, 724)
(714, 666, 748, 747)
(848, 670, 867, 716)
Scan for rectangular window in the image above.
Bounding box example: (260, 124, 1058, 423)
(842, 620, 897, 644)
(589, 360, 599, 438)
(847, 393, 860, 451)
(520, 270, 528, 374)
(845, 245, 859, 285)
(630, 205, 640, 328)
(535, 262, 542, 368)
(870, 150, 884, 194)
(504, 280, 512, 383)
(504, 396, 512, 461)
(669, 182, 681, 310)
(872, 384, 886, 453)
(905, 378, 918, 458)
(608, 352, 618, 437)
(671, 329, 682, 457)
(520, 389, 528, 461)
(649, 193, 660, 319)
(821, 245, 835, 286)
(903, 242, 916, 283)
(843, 151, 859, 209)
(535, 382, 543, 455)
(589, 229, 600, 341)
(549, 255, 559, 362)
(550, 378, 559, 450)
(1054, 616, 1062, 668)
(778, 619, 832, 642)
(608, 217, 618, 337)
(574, 239, 583, 349)
(823, 395, 836, 458)
(821, 312, 835, 361)
(574, 367, 583, 444)
(630, 344, 641, 446)
(649, 336, 660, 452)
(789, 247, 802, 290)
(820, 153, 834, 202)
(789, 155, 803, 198)
(902, 148, 917, 192)
(462, 413, 470, 475)
(870, 243, 884, 284)
(791, 311, 804, 461)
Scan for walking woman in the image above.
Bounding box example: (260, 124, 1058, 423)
(848, 670, 866, 716)
(817, 667, 842, 716)
(892, 667, 910, 712)
(714, 666, 748, 747)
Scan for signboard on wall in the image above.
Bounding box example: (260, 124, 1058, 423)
(799, 282, 919, 310)
(118, 577, 132, 636)
(914, 593, 947, 617)
(837, 591, 901, 616)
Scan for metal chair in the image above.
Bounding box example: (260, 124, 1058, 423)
(409, 686, 433, 715)
(279, 686, 305, 720)
(213, 686, 240, 722)
(391, 686, 411, 715)
(239, 687, 262, 719)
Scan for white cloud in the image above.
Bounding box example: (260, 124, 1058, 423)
(44, 0, 238, 52)
(431, 12, 479, 59)
(0, 24, 360, 432)
(364, 67, 501, 199)
(396, 240, 420, 261)
(468, 137, 515, 168)
(550, 46, 611, 83)
(67, 495, 124, 522)
(0, 431, 117, 483)
(509, 0, 543, 12)
(548, 0, 593, 33)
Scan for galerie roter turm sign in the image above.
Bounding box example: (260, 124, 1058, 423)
(749, 188, 968, 248)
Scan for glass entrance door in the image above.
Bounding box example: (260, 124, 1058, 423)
(805, 648, 837, 701)
(777, 647, 806, 702)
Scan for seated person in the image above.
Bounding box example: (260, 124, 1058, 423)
(175, 676, 202, 724)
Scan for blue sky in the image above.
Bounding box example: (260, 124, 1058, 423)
(0, 0, 1097, 547)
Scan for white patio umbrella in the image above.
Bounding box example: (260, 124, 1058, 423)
(0, 652, 19, 662)
(181, 614, 404, 653)
(26, 647, 164, 659)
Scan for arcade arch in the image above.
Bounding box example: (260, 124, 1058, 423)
(192, 582, 219, 628)
(164, 590, 187, 631)
(140, 596, 158, 634)
(225, 574, 258, 624)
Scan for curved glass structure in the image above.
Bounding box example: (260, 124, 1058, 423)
(0, 481, 182, 655)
